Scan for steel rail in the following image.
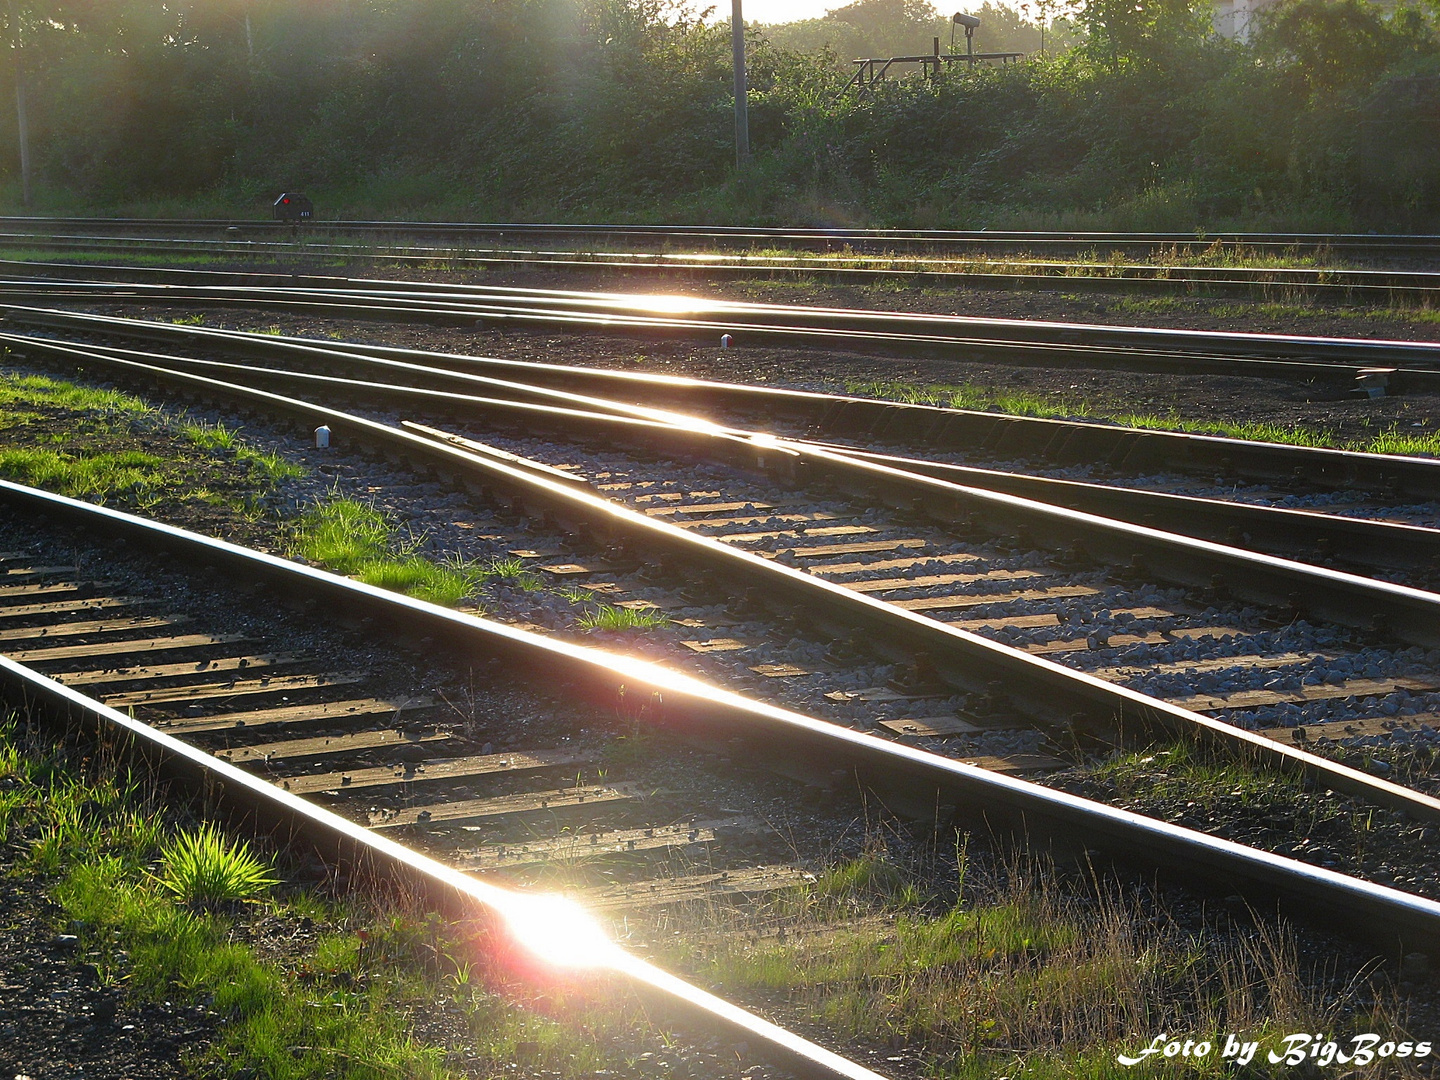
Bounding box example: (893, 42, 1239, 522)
(16, 320, 1438, 575)
(3, 215, 1440, 260)
(17, 271, 1440, 377)
(17, 327, 1440, 644)
(0, 277, 1426, 389)
(0, 569, 880, 1080)
(796, 441, 1440, 573)
(259, 280, 1440, 370)
(11, 332, 1440, 829)
(1, 235, 1438, 302)
(1, 242, 1435, 306)
(13, 306, 1440, 503)
(3, 478, 1439, 963)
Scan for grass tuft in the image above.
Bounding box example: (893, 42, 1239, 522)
(288, 498, 488, 607)
(153, 823, 279, 906)
(0, 370, 307, 516)
(0, 446, 165, 500)
(289, 498, 393, 572)
(576, 603, 671, 631)
(0, 372, 152, 417)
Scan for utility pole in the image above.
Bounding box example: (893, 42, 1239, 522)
(731, 0, 749, 167)
(8, 2, 29, 206)
(15, 72, 28, 206)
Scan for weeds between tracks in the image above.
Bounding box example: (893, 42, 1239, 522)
(651, 842, 1419, 1079)
(848, 378, 1440, 457)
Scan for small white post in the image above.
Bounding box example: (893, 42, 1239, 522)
(315, 425, 331, 448)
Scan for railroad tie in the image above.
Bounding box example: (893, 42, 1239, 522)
(0, 595, 142, 621)
(841, 568, 1051, 595)
(4, 632, 253, 665)
(452, 816, 745, 872)
(282, 747, 599, 796)
(213, 728, 453, 766)
(0, 613, 189, 644)
(1171, 676, 1440, 713)
(580, 864, 817, 913)
(0, 581, 99, 604)
(57, 652, 310, 688)
(157, 696, 437, 734)
(100, 670, 363, 708)
(366, 782, 639, 829)
(895, 584, 1100, 612)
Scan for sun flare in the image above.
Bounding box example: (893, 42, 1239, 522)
(499, 892, 622, 970)
(632, 293, 708, 315)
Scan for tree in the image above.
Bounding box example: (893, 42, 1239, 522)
(1077, 0, 1211, 68)
(1255, 0, 1434, 92)
(826, 0, 940, 55)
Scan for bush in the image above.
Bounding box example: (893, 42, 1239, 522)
(2, 0, 1438, 227)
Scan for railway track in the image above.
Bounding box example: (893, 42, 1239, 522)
(12, 306, 1440, 556)
(3, 216, 1440, 261)
(6, 295, 1440, 1066)
(7, 318, 1440, 823)
(2, 269, 1440, 390)
(0, 483, 899, 1079)
(3, 482, 1439, 976)
(2, 225, 1440, 304)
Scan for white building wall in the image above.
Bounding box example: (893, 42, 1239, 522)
(1212, 0, 1283, 40)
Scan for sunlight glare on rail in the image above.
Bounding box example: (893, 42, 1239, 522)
(496, 891, 624, 970)
(631, 292, 710, 314)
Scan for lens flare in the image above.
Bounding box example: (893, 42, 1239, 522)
(633, 293, 707, 314)
(499, 892, 622, 970)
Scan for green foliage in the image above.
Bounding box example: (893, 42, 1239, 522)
(1076, 0, 1213, 70)
(2, 0, 1438, 227)
(847, 376, 1440, 457)
(0, 447, 166, 500)
(0, 370, 306, 515)
(482, 556, 545, 591)
(153, 824, 279, 906)
(0, 373, 151, 416)
(0, 720, 670, 1079)
(687, 848, 1393, 1078)
(575, 603, 672, 631)
(289, 498, 395, 573)
(288, 498, 487, 606)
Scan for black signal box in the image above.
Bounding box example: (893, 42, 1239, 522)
(273, 192, 313, 221)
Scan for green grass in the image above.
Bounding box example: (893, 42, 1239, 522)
(288, 498, 488, 606)
(0, 370, 307, 515)
(482, 555, 544, 591)
(846, 378, 1440, 457)
(671, 848, 1411, 1079)
(0, 372, 153, 417)
(288, 498, 394, 571)
(0, 718, 673, 1079)
(287, 499, 597, 608)
(154, 824, 279, 906)
(849, 378, 1091, 421)
(287, 498, 568, 607)
(1075, 741, 1437, 860)
(575, 603, 671, 631)
(1108, 294, 1440, 326)
(0, 446, 167, 499)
